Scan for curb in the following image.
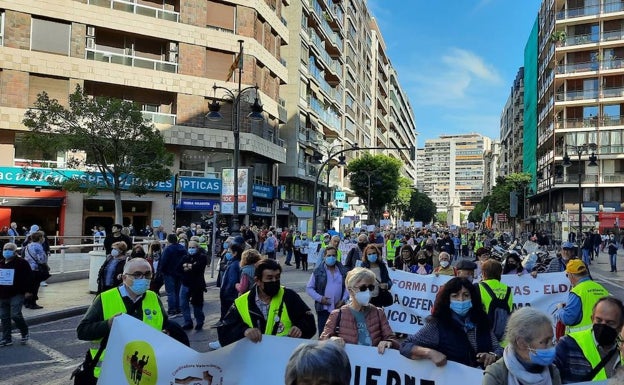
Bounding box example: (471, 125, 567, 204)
(23, 281, 219, 326)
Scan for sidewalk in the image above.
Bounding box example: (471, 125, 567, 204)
(23, 268, 221, 326)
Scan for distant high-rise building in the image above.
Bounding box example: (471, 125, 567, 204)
(500, 68, 525, 177)
(483, 140, 501, 197)
(421, 134, 491, 215)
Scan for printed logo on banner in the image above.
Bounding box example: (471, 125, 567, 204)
(171, 363, 223, 385)
(123, 341, 158, 385)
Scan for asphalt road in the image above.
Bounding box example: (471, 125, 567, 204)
(0, 267, 314, 385)
(2, 258, 623, 385)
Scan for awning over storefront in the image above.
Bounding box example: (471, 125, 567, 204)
(0, 197, 64, 207)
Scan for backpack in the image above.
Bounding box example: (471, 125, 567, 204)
(480, 282, 511, 341)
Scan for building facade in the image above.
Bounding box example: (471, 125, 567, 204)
(0, 0, 288, 236)
(500, 67, 525, 176)
(530, 0, 624, 239)
(420, 134, 491, 217)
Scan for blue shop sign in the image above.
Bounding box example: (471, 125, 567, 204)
(0, 166, 222, 193)
(252, 184, 274, 199)
(179, 177, 221, 194)
(177, 199, 219, 211)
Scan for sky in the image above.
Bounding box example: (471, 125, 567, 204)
(367, 0, 542, 146)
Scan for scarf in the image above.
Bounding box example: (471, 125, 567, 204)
(503, 346, 553, 385)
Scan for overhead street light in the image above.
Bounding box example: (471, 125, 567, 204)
(206, 39, 264, 235)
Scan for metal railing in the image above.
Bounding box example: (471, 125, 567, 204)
(141, 110, 177, 125)
(14, 158, 65, 168)
(86, 48, 178, 73)
(87, 0, 179, 22)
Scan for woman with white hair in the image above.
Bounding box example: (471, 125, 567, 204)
(285, 341, 351, 385)
(483, 307, 562, 385)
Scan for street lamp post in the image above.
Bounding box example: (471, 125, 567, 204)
(562, 143, 598, 256)
(359, 170, 375, 225)
(206, 40, 264, 235)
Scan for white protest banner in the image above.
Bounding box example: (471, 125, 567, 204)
(306, 241, 323, 266)
(386, 271, 452, 334)
(102, 314, 604, 385)
(386, 270, 571, 335)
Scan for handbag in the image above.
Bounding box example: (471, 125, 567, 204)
(37, 262, 51, 281)
(70, 336, 107, 385)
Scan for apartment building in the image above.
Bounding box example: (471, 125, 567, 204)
(0, 0, 288, 236)
(421, 134, 490, 215)
(500, 67, 525, 176)
(280, 0, 418, 231)
(530, 0, 624, 238)
(483, 140, 501, 197)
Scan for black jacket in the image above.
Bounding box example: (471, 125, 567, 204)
(217, 285, 316, 346)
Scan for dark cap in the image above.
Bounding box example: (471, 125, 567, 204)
(232, 236, 245, 246)
(456, 259, 477, 271)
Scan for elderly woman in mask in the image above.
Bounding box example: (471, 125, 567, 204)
(483, 307, 561, 385)
(400, 277, 502, 369)
(360, 244, 393, 307)
(320, 267, 398, 354)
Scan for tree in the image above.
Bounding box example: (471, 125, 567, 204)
(489, 173, 532, 216)
(436, 211, 447, 224)
(22, 85, 173, 223)
(348, 154, 401, 224)
(404, 189, 437, 223)
(391, 177, 413, 219)
(468, 195, 491, 223)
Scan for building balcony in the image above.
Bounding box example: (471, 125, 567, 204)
(298, 161, 318, 178)
(141, 110, 176, 125)
(555, 3, 600, 20)
(556, 115, 624, 129)
(555, 60, 599, 75)
(554, 173, 624, 184)
(86, 48, 178, 73)
(87, 0, 180, 22)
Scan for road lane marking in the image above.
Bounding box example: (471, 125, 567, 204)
(28, 338, 73, 363)
(0, 359, 56, 368)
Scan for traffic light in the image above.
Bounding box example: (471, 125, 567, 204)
(410, 146, 416, 161)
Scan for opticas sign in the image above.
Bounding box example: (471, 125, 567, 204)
(0, 167, 221, 193)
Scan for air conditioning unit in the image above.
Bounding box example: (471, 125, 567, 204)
(86, 37, 95, 50)
(168, 42, 178, 52)
(86, 26, 95, 37)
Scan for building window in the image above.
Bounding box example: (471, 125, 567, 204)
(14, 133, 65, 168)
(206, 0, 235, 33)
(0, 11, 4, 46)
(31, 17, 71, 55)
(179, 150, 231, 178)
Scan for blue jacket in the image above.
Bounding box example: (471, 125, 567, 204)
(159, 243, 187, 277)
(220, 259, 241, 302)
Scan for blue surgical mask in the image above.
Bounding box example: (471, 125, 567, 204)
(225, 252, 233, 261)
(528, 347, 556, 366)
(2, 250, 14, 259)
(111, 249, 120, 257)
(188, 247, 197, 255)
(449, 299, 472, 317)
(368, 254, 378, 263)
(325, 256, 337, 266)
(130, 278, 150, 295)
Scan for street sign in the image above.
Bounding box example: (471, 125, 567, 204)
(497, 213, 508, 222)
(330, 208, 343, 217)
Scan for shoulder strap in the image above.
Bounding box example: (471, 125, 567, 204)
(480, 281, 496, 299)
(334, 308, 342, 335)
(88, 334, 109, 368)
(270, 294, 286, 336)
(584, 348, 618, 381)
(502, 286, 511, 302)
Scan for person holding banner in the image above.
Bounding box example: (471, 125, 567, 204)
(554, 260, 609, 335)
(217, 258, 316, 346)
(400, 277, 502, 369)
(320, 267, 399, 354)
(360, 245, 394, 308)
(555, 297, 624, 383)
(483, 307, 562, 385)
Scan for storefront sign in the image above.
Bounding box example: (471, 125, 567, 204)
(179, 177, 221, 194)
(251, 202, 274, 216)
(252, 184, 274, 199)
(177, 199, 219, 211)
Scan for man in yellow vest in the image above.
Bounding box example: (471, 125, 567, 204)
(555, 259, 609, 334)
(555, 297, 623, 383)
(217, 258, 316, 346)
(479, 259, 513, 342)
(385, 232, 402, 269)
(76, 258, 168, 378)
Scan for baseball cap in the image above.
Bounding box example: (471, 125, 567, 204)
(232, 236, 245, 246)
(565, 259, 587, 274)
(562, 241, 575, 249)
(456, 259, 477, 271)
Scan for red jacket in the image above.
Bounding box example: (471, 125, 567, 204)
(320, 304, 399, 349)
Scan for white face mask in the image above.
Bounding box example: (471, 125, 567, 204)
(440, 260, 450, 268)
(354, 290, 371, 306)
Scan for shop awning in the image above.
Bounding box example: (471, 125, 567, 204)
(0, 197, 63, 207)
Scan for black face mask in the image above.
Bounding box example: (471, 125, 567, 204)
(262, 280, 281, 297)
(418, 258, 427, 264)
(593, 323, 618, 346)
(358, 242, 368, 249)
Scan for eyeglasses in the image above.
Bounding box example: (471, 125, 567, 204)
(125, 271, 152, 279)
(352, 284, 375, 292)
